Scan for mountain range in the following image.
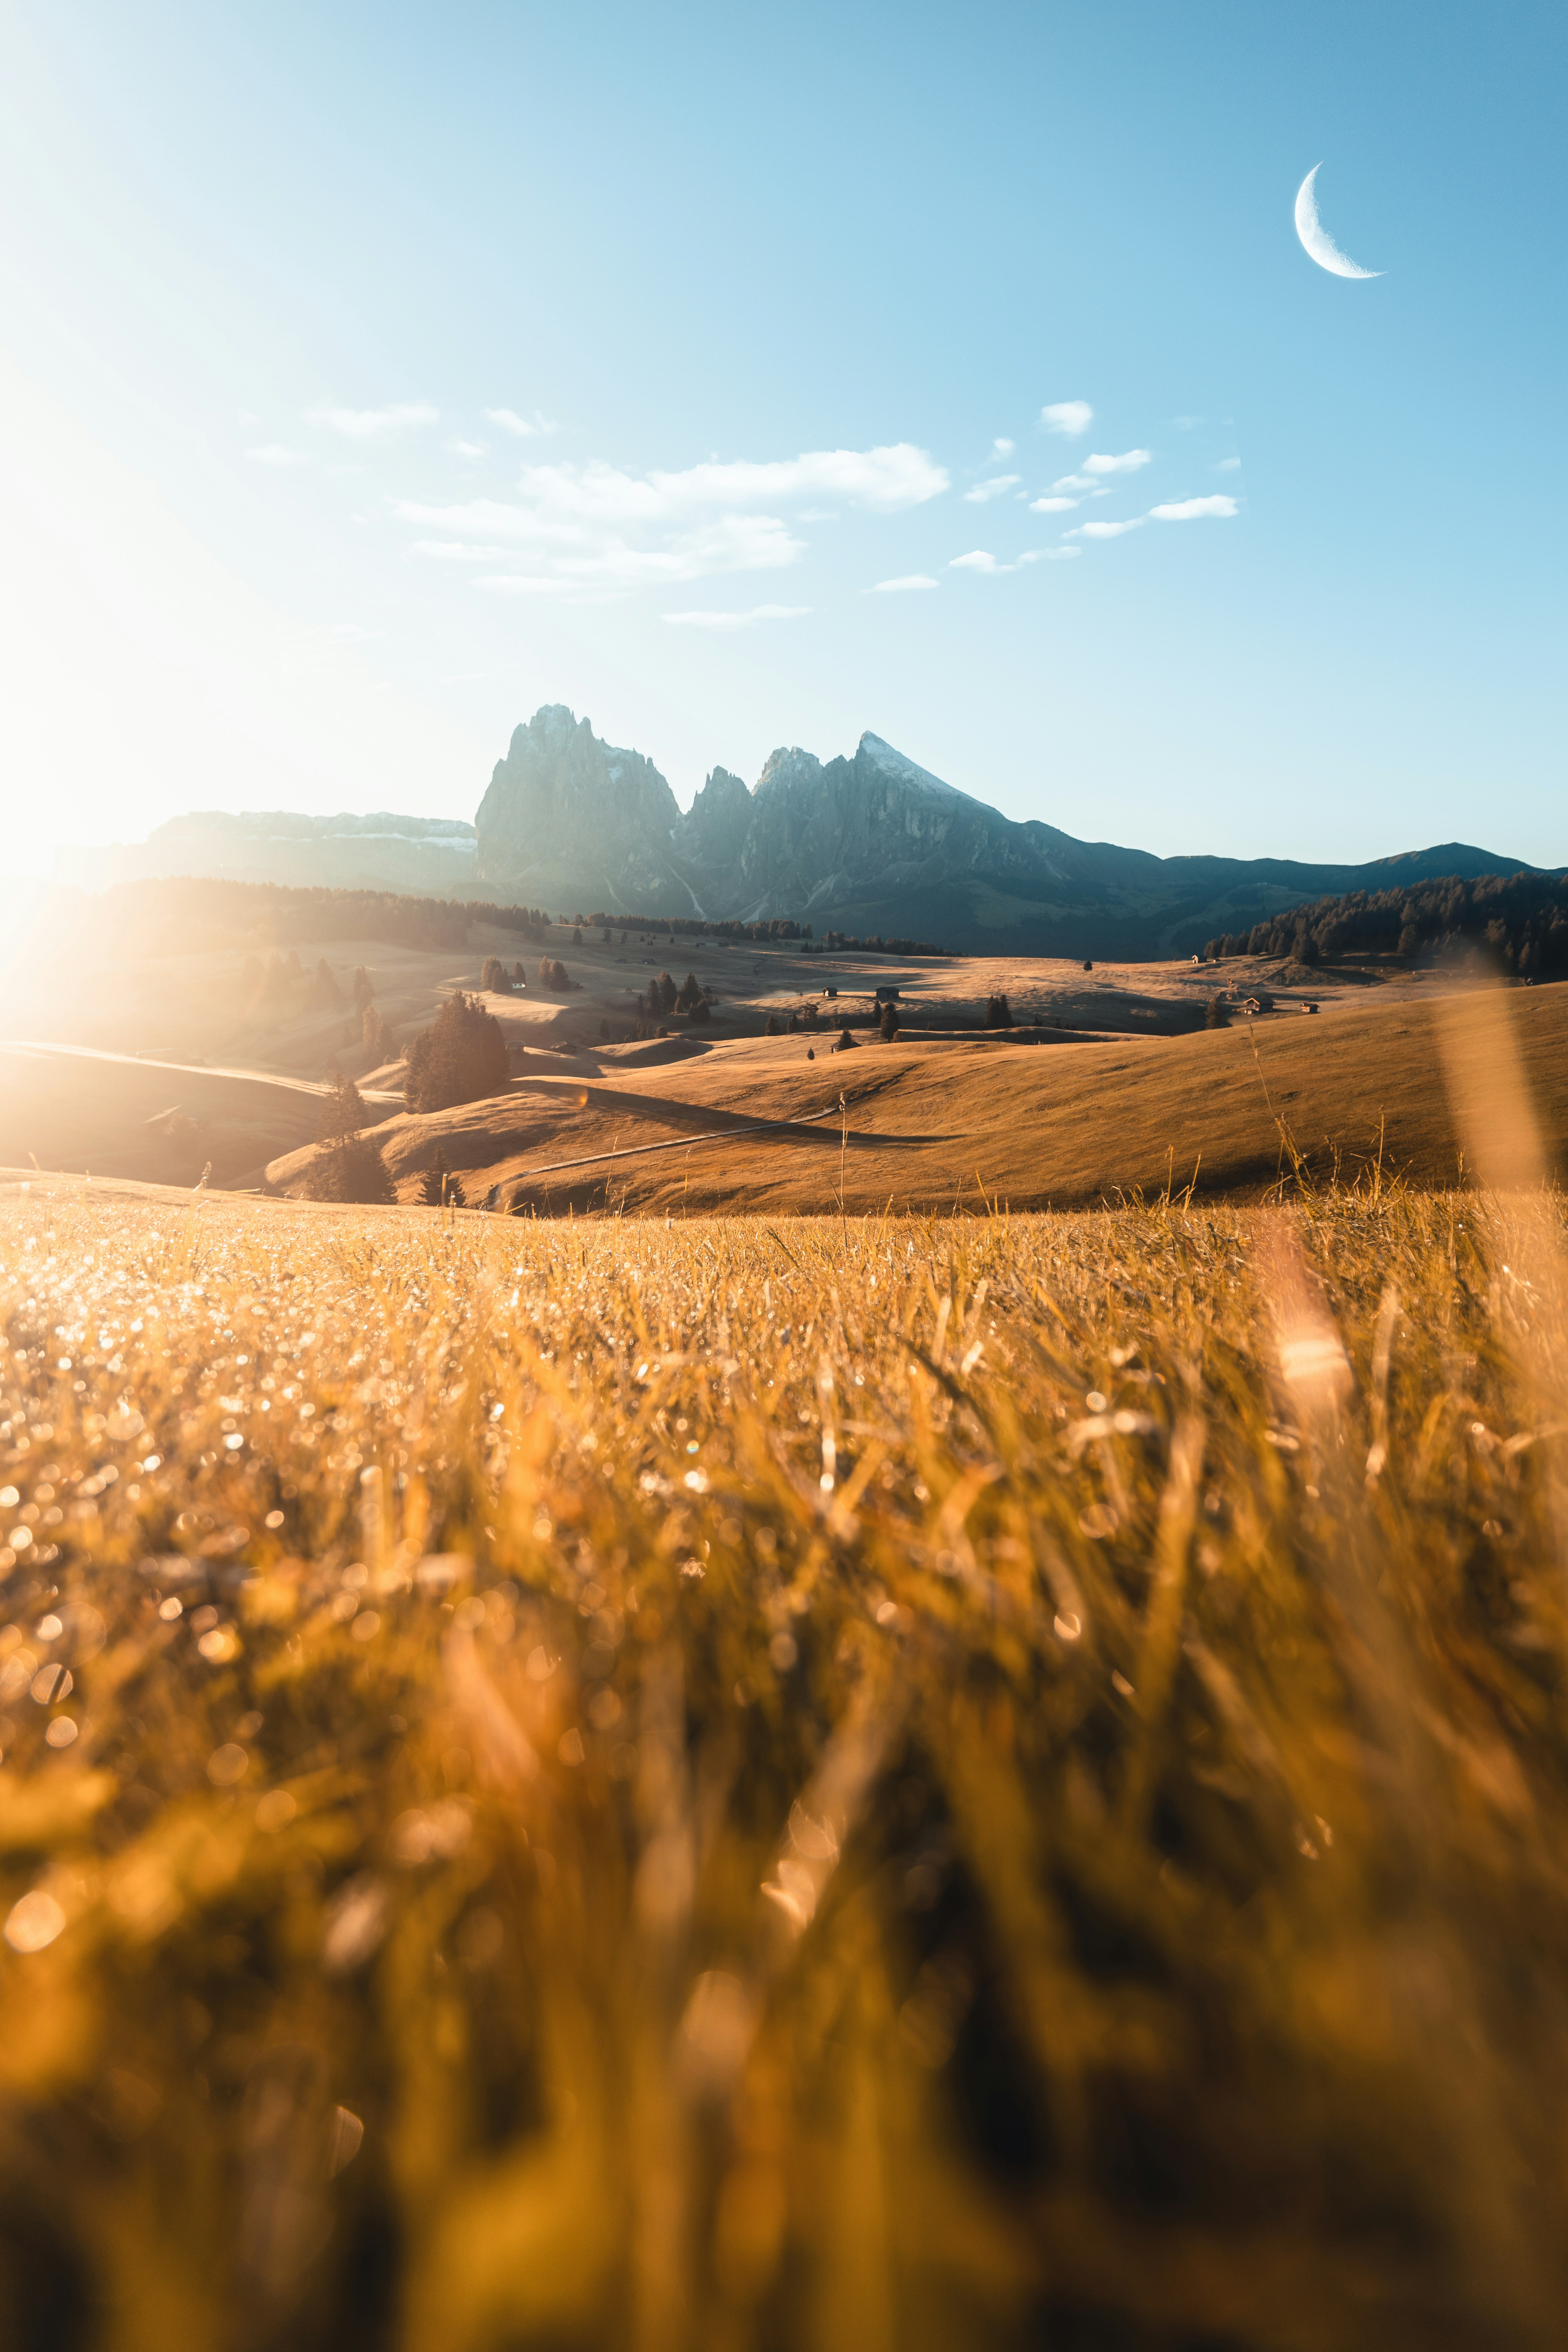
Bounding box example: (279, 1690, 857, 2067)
(472, 707, 1550, 958)
(62, 705, 1554, 960)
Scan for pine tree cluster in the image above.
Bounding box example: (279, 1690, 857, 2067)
(1204, 872, 1568, 978)
(404, 993, 511, 1114)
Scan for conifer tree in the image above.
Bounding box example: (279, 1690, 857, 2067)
(404, 992, 510, 1114)
(317, 1069, 370, 1141)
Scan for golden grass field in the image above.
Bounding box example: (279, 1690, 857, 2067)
(2, 981, 1568, 2350)
(0, 989, 1560, 2350)
(262, 982, 1568, 1217)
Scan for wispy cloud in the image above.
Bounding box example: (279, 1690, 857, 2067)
(1029, 494, 1078, 513)
(307, 401, 439, 441)
(870, 574, 939, 592)
(1069, 518, 1146, 540)
(485, 407, 558, 438)
(950, 547, 1079, 574)
(446, 437, 488, 458)
(1083, 449, 1152, 476)
(1049, 473, 1098, 493)
(396, 442, 947, 592)
(963, 474, 1021, 504)
(1149, 495, 1238, 521)
(1041, 400, 1093, 438)
(992, 436, 1015, 456)
(1215, 457, 1241, 472)
(246, 443, 304, 467)
(410, 541, 511, 561)
(663, 604, 811, 631)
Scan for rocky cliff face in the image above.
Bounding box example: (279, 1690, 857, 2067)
(469, 706, 1547, 953)
(474, 706, 689, 906)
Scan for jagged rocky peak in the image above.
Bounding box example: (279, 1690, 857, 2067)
(475, 705, 681, 892)
(752, 745, 825, 800)
(680, 765, 753, 860)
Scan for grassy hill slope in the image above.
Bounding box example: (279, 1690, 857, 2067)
(267, 986, 1568, 1215)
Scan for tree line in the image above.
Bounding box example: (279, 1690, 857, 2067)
(1205, 871, 1568, 978)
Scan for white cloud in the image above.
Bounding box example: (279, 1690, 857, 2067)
(1215, 456, 1241, 472)
(246, 443, 304, 467)
(475, 576, 557, 595)
(963, 474, 1021, 504)
(992, 437, 1015, 456)
(485, 407, 557, 438)
(1069, 518, 1146, 540)
(395, 441, 946, 593)
(663, 604, 811, 631)
(870, 573, 939, 592)
(446, 437, 488, 458)
(1148, 495, 1238, 521)
(1050, 473, 1097, 493)
(1083, 449, 1152, 476)
(949, 546, 1078, 574)
(307, 401, 439, 442)
(1041, 401, 1093, 438)
(1029, 495, 1078, 513)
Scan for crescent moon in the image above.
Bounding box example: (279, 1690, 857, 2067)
(1294, 164, 1382, 279)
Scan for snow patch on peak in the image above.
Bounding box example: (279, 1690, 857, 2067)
(857, 733, 964, 801)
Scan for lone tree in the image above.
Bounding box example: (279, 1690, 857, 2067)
(1204, 994, 1230, 1030)
(361, 1004, 397, 1063)
(419, 1147, 466, 1208)
(985, 993, 1013, 1029)
(538, 957, 570, 993)
(878, 1001, 898, 1041)
(352, 966, 374, 1013)
(404, 992, 510, 1113)
(479, 955, 514, 994)
(309, 957, 345, 1011)
(512, 960, 527, 987)
(676, 971, 704, 1013)
(317, 1070, 370, 1141)
(304, 1070, 393, 1203)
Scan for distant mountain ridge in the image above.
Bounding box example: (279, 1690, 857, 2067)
(61, 705, 1554, 960)
(59, 809, 477, 898)
(474, 706, 1552, 959)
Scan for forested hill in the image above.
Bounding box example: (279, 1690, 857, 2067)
(1206, 870, 1568, 978)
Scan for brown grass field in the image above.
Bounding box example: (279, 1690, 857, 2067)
(285, 982, 1565, 1217)
(0, 989, 1566, 2348)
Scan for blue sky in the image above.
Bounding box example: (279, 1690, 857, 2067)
(2, 0, 1564, 875)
